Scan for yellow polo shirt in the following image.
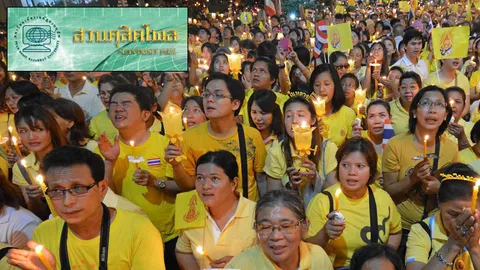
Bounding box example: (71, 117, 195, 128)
(239, 88, 289, 126)
(32, 209, 165, 270)
(111, 133, 177, 243)
(323, 105, 356, 147)
(444, 118, 474, 146)
(176, 196, 257, 269)
(424, 71, 470, 95)
(389, 98, 409, 136)
(89, 110, 117, 142)
(264, 139, 337, 189)
(226, 241, 333, 270)
(406, 213, 473, 269)
(382, 133, 458, 230)
(306, 183, 402, 268)
(181, 122, 266, 202)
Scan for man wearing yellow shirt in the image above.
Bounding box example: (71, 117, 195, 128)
(6, 147, 165, 270)
(98, 85, 180, 269)
(389, 72, 422, 136)
(166, 73, 267, 201)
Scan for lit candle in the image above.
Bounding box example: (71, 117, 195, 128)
(193, 18, 197, 24)
(449, 98, 455, 108)
(354, 88, 366, 105)
(82, 76, 87, 81)
(310, 37, 315, 48)
(11, 136, 23, 157)
(370, 59, 381, 71)
(277, 33, 284, 40)
(35, 175, 57, 217)
(423, 135, 429, 159)
(357, 104, 363, 116)
(312, 96, 326, 118)
(183, 117, 188, 129)
(20, 159, 34, 182)
(348, 59, 355, 72)
(472, 180, 480, 213)
(11, 74, 16, 81)
(129, 141, 139, 169)
(1, 137, 11, 152)
(188, 18, 192, 24)
(212, 13, 216, 19)
(196, 246, 213, 263)
(35, 245, 53, 270)
(335, 188, 341, 210)
(161, 106, 184, 144)
(292, 121, 316, 156)
(227, 51, 242, 79)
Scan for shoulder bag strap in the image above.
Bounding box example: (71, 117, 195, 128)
(237, 124, 249, 199)
(368, 186, 379, 243)
(421, 137, 441, 220)
(321, 191, 334, 213)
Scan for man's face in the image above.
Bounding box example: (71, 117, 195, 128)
(63, 72, 85, 82)
(47, 164, 108, 225)
(109, 92, 150, 131)
(406, 38, 423, 58)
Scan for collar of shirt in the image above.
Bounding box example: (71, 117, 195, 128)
(66, 81, 93, 97)
(393, 98, 409, 115)
(431, 213, 448, 241)
(0, 207, 12, 224)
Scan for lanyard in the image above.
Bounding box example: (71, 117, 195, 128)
(60, 203, 110, 270)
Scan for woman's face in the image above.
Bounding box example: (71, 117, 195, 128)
(291, 67, 307, 85)
(415, 91, 448, 132)
(383, 40, 395, 56)
(170, 74, 185, 97)
(195, 162, 237, 208)
(352, 32, 360, 46)
(202, 47, 213, 62)
(338, 151, 371, 195)
(303, 30, 311, 41)
(447, 91, 464, 120)
(288, 31, 298, 42)
(388, 70, 402, 86)
(350, 48, 363, 67)
(183, 99, 207, 128)
(99, 82, 115, 109)
(284, 102, 314, 139)
(367, 104, 390, 136)
(442, 58, 462, 71)
(251, 101, 273, 132)
(243, 64, 252, 81)
(224, 28, 233, 39)
(213, 55, 230, 75)
(371, 44, 384, 61)
(17, 119, 52, 153)
(333, 57, 348, 79)
(256, 206, 306, 267)
(5, 87, 22, 114)
(399, 78, 420, 104)
(231, 40, 240, 53)
(251, 61, 274, 90)
(254, 32, 265, 45)
(282, 26, 290, 36)
(313, 71, 335, 104)
(341, 77, 357, 100)
(440, 199, 472, 235)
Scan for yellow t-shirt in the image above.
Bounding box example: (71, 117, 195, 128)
(0, 157, 8, 180)
(361, 131, 384, 189)
(89, 110, 117, 142)
(406, 213, 474, 268)
(32, 209, 165, 270)
(12, 153, 40, 187)
(226, 241, 333, 270)
(306, 183, 402, 268)
(176, 196, 257, 269)
(382, 133, 458, 230)
(0, 243, 18, 270)
(470, 69, 480, 90)
(424, 71, 470, 95)
(323, 105, 356, 147)
(239, 88, 289, 126)
(111, 133, 177, 242)
(389, 98, 409, 136)
(264, 139, 337, 188)
(181, 122, 266, 202)
(444, 118, 475, 146)
(459, 147, 479, 171)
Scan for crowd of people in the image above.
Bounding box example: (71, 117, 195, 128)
(0, 0, 479, 269)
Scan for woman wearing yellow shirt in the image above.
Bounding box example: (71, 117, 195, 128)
(12, 106, 66, 220)
(310, 64, 356, 146)
(459, 121, 480, 170)
(182, 96, 207, 129)
(264, 95, 338, 197)
(89, 74, 120, 142)
(445, 87, 475, 151)
(175, 150, 257, 269)
(207, 53, 231, 76)
(390, 72, 422, 135)
(226, 189, 333, 270)
(406, 163, 480, 270)
(305, 137, 402, 268)
(247, 90, 283, 151)
(362, 42, 390, 96)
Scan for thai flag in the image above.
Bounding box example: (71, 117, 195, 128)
(147, 158, 161, 167)
(314, 20, 328, 58)
(265, 0, 276, 16)
(382, 119, 395, 149)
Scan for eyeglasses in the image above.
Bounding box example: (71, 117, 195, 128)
(335, 64, 350, 70)
(418, 99, 447, 110)
(46, 182, 97, 199)
(254, 219, 304, 236)
(201, 91, 232, 100)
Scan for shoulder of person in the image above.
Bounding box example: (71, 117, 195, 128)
(9, 206, 42, 225)
(33, 217, 64, 237)
(339, 105, 356, 117)
(242, 124, 263, 139)
(182, 121, 207, 138)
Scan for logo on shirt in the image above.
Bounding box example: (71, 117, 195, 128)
(147, 158, 161, 167)
(360, 207, 391, 244)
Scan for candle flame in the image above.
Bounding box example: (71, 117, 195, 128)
(8, 126, 12, 133)
(183, 117, 187, 124)
(169, 106, 175, 114)
(449, 99, 454, 106)
(472, 56, 475, 61)
(129, 140, 135, 147)
(82, 76, 87, 80)
(196, 246, 205, 255)
(424, 135, 429, 141)
(476, 180, 480, 188)
(335, 188, 341, 198)
(11, 136, 17, 145)
(300, 121, 308, 128)
(36, 174, 44, 184)
(20, 159, 27, 167)
(34, 245, 44, 255)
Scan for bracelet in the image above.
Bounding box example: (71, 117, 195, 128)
(434, 251, 453, 266)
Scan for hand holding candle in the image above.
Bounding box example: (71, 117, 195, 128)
(130, 141, 139, 169)
(354, 88, 366, 105)
(21, 159, 34, 182)
(335, 188, 341, 210)
(35, 245, 53, 270)
(1, 137, 11, 152)
(423, 135, 429, 159)
(312, 96, 326, 118)
(11, 136, 23, 157)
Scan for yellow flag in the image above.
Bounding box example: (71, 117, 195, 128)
(240, 12, 253, 24)
(449, 3, 459, 13)
(475, 0, 480, 8)
(348, 0, 355, 6)
(327, 23, 353, 54)
(335, 5, 346, 13)
(259, 21, 265, 32)
(432, 26, 469, 60)
(412, 0, 418, 12)
(467, 0, 472, 21)
(399, 1, 410, 12)
(175, 190, 205, 230)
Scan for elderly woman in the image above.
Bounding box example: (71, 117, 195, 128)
(226, 189, 333, 269)
(175, 150, 257, 270)
(406, 163, 480, 269)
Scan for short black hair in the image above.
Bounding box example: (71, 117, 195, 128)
(203, 73, 245, 116)
(350, 243, 404, 270)
(336, 137, 378, 185)
(403, 29, 424, 48)
(367, 99, 391, 116)
(42, 146, 105, 183)
(399, 71, 422, 88)
(7, 81, 40, 96)
(196, 150, 238, 181)
(341, 73, 360, 89)
(17, 92, 54, 110)
(445, 86, 466, 103)
(438, 163, 479, 204)
(251, 57, 279, 88)
(109, 84, 154, 112)
(471, 120, 480, 143)
(310, 64, 345, 114)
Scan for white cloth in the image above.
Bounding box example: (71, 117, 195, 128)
(0, 206, 41, 248)
(394, 36, 403, 50)
(57, 81, 105, 119)
(393, 56, 429, 81)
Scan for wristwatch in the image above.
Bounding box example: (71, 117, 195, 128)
(155, 179, 167, 190)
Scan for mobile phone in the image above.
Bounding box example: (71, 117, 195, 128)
(279, 37, 293, 53)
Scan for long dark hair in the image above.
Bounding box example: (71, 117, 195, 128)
(282, 96, 322, 172)
(310, 64, 345, 114)
(247, 89, 283, 138)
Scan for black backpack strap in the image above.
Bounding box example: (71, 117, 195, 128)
(421, 137, 441, 220)
(16, 162, 32, 185)
(321, 191, 334, 213)
(237, 124, 249, 199)
(0, 246, 13, 260)
(418, 220, 433, 258)
(368, 186, 379, 243)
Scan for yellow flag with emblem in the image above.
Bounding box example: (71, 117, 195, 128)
(259, 21, 266, 32)
(335, 5, 346, 13)
(175, 190, 205, 230)
(399, 1, 410, 12)
(432, 26, 469, 60)
(327, 23, 353, 54)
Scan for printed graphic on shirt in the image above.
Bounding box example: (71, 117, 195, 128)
(360, 207, 391, 244)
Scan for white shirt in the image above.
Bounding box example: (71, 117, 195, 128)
(394, 36, 403, 50)
(57, 81, 105, 119)
(393, 55, 429, 81)
(0, 206, 41, 248)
